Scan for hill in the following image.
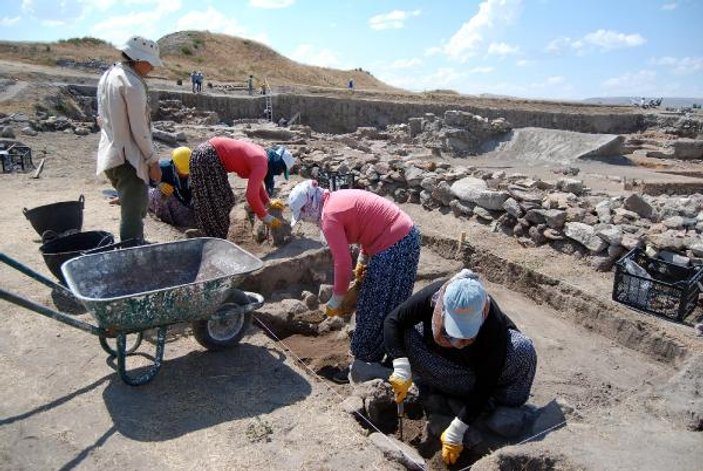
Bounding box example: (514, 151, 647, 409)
(0, 31, 401, 93)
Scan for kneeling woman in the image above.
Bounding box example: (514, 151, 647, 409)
(148, 146, 195, 228)
(383, 269, 537, 465)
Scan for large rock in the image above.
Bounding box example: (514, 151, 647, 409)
(564, 222, 608, 253)
(451, 177, 509, 210)
(474, 190, 510, 211)
(451, 177, 487, 202)
(624, 193, 654, 219)
(403, 166, 425, 187)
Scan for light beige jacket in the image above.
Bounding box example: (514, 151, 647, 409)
(96, 63, 158, 183)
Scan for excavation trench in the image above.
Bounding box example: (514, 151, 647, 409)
(236, 236, 701, 469)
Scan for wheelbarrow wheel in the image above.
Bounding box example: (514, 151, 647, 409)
(192, 290, 253, 351)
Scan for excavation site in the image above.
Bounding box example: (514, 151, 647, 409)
(1, 52, 702, 471)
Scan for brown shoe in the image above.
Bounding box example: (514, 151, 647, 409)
(185, 228, 204, 238)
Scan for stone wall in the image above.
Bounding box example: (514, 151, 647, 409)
(69, 84, 647, 135)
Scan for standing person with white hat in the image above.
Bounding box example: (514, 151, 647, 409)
(96, 35, 163, 242)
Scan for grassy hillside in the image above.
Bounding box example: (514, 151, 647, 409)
(0, 31, 401, 93)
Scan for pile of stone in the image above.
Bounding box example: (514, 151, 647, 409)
(0, 112, 95, 137)
(408, 110, 512, 156)
(156, 99, 219, 125)
(297, 122, 703, 271)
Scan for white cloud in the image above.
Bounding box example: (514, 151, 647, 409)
(545, 76, 565, 85)
(602, 70, 657, 94)
(174, 6, 260, 40)
(0, 16, 21, 26)
(487, 42, 519, 56)
(516, 59, 534, 67)
(249, 0, 295, 9)
(379, 67, 466, 92)
(649, 56, 703, 74)
(369, 9, 420, 30)
(546, 29, 645, 54)
(90, 0, 183, 45)
(390, 58, 423, 69)
(21, 0, 86, 25)
(441, 0, 522, 62)
(583, 29, 646, 50)
(468, 66, 494, 74)
(661, 2, 678, 10)
(290, 44, 343, 68)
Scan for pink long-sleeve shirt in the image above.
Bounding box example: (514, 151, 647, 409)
(209, 137, 270, 218)
(321, 189, 413, 295)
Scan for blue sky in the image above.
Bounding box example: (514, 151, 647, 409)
(1, 0, 701, 100)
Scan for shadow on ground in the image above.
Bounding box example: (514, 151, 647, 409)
(102, 342, 311, 441)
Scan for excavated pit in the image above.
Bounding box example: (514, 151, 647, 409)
(235, 233, 701, 470)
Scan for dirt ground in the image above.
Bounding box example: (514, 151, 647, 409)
(1, 62, 703, 471)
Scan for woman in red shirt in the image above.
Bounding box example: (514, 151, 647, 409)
(189, 137, 294, 238)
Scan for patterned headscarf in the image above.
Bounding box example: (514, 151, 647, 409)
(288, 179, 327, 227)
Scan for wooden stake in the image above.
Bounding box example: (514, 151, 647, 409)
(31, 158, 45, 179)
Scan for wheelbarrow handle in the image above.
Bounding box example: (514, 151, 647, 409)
(0, 287, 101, 336)
(0, 252, 71, 295)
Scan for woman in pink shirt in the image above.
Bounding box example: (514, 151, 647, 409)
(189, 137, 295, 238)
(288, 180, 421, 378)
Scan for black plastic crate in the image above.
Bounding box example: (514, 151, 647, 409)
(612, 248, 703, 322)
(317, 171, 355, 191)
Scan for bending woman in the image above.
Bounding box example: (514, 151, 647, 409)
(189, 137, 295, 238)
(288, 180, 421, 376)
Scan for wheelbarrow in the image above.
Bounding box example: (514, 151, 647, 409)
(0, 238, 265, 386)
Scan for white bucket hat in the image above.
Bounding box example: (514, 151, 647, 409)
(119, 35, 162, 67)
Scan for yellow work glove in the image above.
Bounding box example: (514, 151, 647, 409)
(440, 418, 469, 465)
(388, 357, 412, 403)
(159, 182, 174, 197)
(353, 252, 369, 281)
(262, 213, 283, 230)
(325, 294, 344, 317)
(268, 199, 285, 211)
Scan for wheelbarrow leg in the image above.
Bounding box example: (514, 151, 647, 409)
(116, 326, 167, 386)
(100, 332, 143, 356)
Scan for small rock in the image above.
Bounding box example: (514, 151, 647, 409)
(349, 359, 392, 385)
(368, 433, 426, 470)
(484, 406, 535, 438)
(318, 284, 333, 304)
(340, 396, 365, 417)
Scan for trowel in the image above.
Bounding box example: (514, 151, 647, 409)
(397, 400, 404, 441)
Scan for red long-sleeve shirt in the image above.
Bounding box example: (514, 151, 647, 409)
(209, 137, 270, 218)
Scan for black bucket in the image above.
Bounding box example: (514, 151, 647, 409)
(40, 230, 114, 284)
(24, 195, 85, 239)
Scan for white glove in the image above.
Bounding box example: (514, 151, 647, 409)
(391, 357, 411, 381)
(443, 417, 469, 445)
(389, 357, 412, 403)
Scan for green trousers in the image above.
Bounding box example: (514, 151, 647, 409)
(105, 162, 148, 242)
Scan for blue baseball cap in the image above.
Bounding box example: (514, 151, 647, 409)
(442, 277, 487, 339)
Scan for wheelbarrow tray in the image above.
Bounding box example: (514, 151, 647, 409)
(61, 238, 263, 334)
